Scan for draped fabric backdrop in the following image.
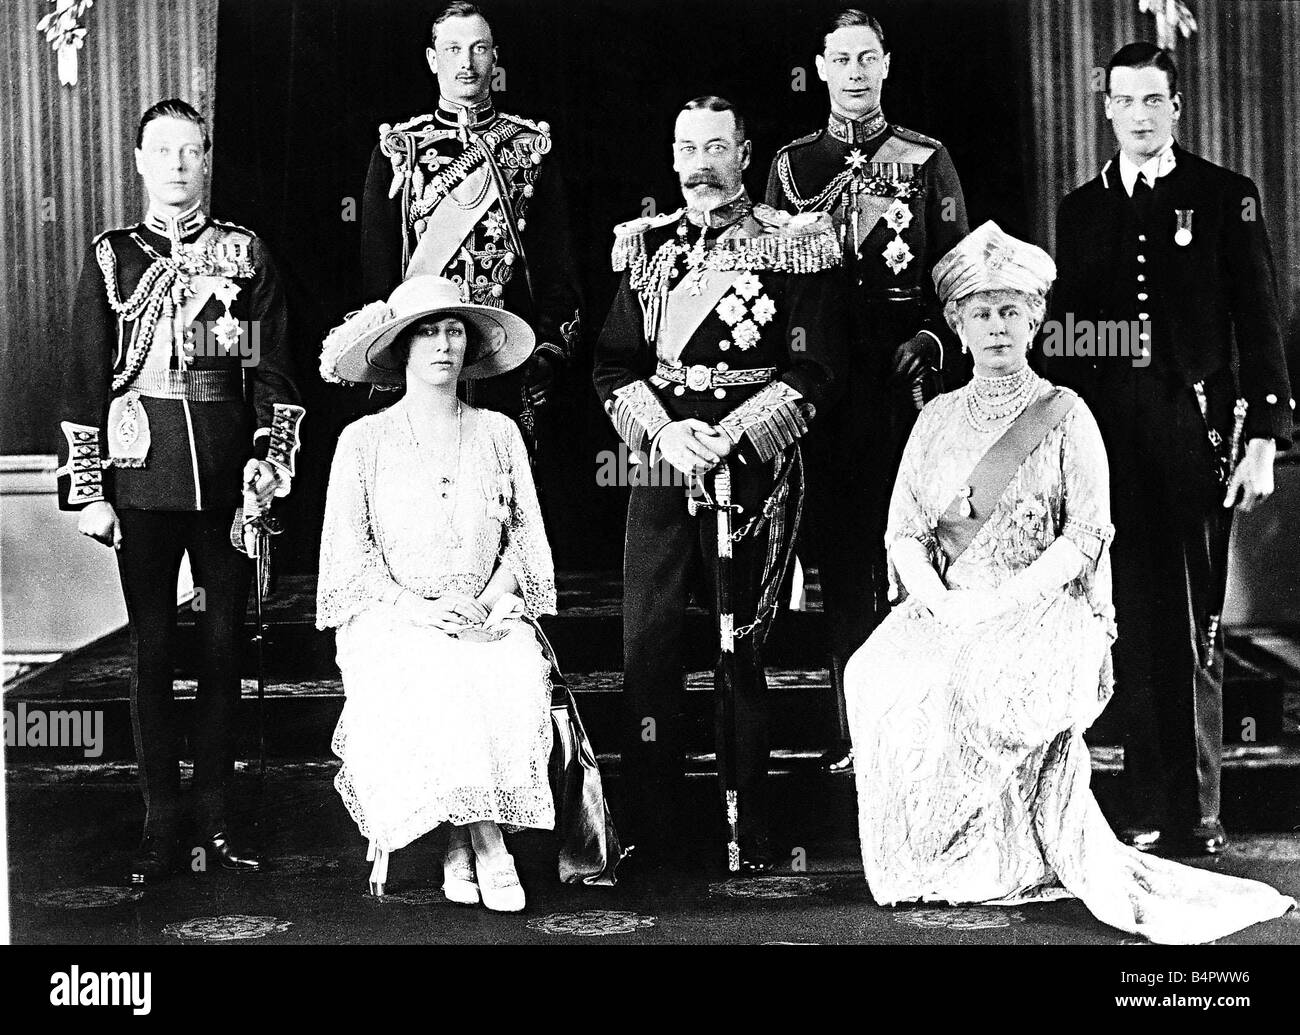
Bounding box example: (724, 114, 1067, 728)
(210, 0, 1032, 570)
(1026, 0, 1300, 346)
(6, 0, 1296, 567)
(0, 0, 219, 455)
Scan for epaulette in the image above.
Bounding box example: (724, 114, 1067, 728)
(611, 209, 682, 272)
(211, 219, 256, 239)
(890, 125, 944, 150)
(774, 129, 823, 155)
(718, 205, 838, 273)
(91, 225, 135, 246)
(752, 204, 834, 238)
(388, 112, 434, 135)
(498, 111, 552, 137)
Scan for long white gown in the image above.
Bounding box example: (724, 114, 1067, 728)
(846, 380, 1296, 943)
(316, 405, 556, 852)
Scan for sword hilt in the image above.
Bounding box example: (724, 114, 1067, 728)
(726, 790, 740, 873)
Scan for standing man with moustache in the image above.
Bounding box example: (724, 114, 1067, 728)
(1047, 43, 1294, 855)
(361, 1, 581, 453)
(765, 8, 969, 769)
(58, 99, 304, 883)
(595, 97, 846, 872)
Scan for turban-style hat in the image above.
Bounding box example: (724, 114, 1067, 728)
(932, 221, 1056, 305)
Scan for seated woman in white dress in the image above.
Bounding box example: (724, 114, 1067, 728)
(845, 222, 1295, 943)
(316, 275, 556, 913)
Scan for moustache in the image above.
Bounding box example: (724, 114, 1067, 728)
(684, 175, 722, 189)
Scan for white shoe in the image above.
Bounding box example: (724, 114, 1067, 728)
(477, 854, 526, 913)
(367, 840, 389, 898)
(442, 846, 480, 906)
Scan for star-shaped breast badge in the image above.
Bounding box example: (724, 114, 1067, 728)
(883, 237, 914, 275)
(883, 199, 913, 234)
(213, 279, 241, 307)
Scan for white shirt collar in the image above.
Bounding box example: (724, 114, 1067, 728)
(1118, 138, 1176, 196)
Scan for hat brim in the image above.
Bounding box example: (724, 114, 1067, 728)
(332, 303, 536, 386)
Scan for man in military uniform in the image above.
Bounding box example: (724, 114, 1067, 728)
(1047, 44, 1294, 855)
(361, 1, 580, 449)
(595, 96, 846, 871)
(58, 100, 304, 883)
(765, 9, 969, 768)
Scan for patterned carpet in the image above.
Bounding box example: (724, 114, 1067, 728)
(7, 762, 1299, 946)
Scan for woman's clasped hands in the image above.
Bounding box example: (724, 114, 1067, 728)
(398, 590, 489, 634)
(925, 588, 1014, 628)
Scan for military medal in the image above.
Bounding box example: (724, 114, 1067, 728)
(883, 237, 914, 275)
(212, 278, 243, 352)
(883, 198, 913, 233)
(1175, 209, 1193, 247)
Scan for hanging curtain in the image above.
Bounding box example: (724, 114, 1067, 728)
(1026, 0, 1300, 339)
(0, 0, 219, 454)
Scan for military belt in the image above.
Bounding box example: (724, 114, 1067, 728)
(655, 362, 777, 392)
(131, 368, 244, 401)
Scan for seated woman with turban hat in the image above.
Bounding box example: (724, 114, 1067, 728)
(845, 222, 1294, 943)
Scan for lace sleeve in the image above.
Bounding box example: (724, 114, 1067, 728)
(315, 421, 405, 630)
(883, 403, 943, 601)
(1059, 400, 1117, 656)
(1060, 401, 1116, 564)
(498, 417, 557, 618)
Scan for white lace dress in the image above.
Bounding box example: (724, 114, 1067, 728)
(846, 382, 1296, 943)
(316, 405, 556, 852)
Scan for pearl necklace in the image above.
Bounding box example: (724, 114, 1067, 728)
(962, 366, 1040, 433)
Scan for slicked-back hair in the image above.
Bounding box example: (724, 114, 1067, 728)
(431, 1, 492, 47)
(680, 95, 747, 142)
(821, 7, 887, 54)
(136, 98, 210, 153)
(1106, 41, 1178, 97)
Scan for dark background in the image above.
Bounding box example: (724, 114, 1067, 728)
(211, 0, 1035, 571)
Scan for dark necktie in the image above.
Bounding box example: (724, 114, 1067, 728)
(1131, 173, 1154, 224)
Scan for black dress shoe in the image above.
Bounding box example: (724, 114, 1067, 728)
(1119, 827, 1163, 852)
(738, 836, 778, 875)
(817, 747, 854, 773)
(204, 831, 262, 872)
(129, 835, 178, 885)
(1186, 818, 1228, 855)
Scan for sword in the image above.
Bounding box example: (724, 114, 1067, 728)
(232, 481, 281, 790)
(689, 462, 743, 871)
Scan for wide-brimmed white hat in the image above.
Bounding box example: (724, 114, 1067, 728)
(320, 275, 535, 387)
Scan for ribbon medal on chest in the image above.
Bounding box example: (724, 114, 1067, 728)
(844, 153, 921, 274)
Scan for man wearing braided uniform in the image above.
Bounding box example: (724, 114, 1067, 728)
(57, 100, 304, 884)
(595, 97, 846, 871)
(361, 2, 580, 450)
(765, 10, 969, 768)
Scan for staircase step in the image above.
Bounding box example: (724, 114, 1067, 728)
(6, 572, 1295, 771)
(3, 669, 837, 763)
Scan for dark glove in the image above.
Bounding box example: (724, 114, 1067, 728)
(522, 351, 556, 409)
(890, 332, 939, 384)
